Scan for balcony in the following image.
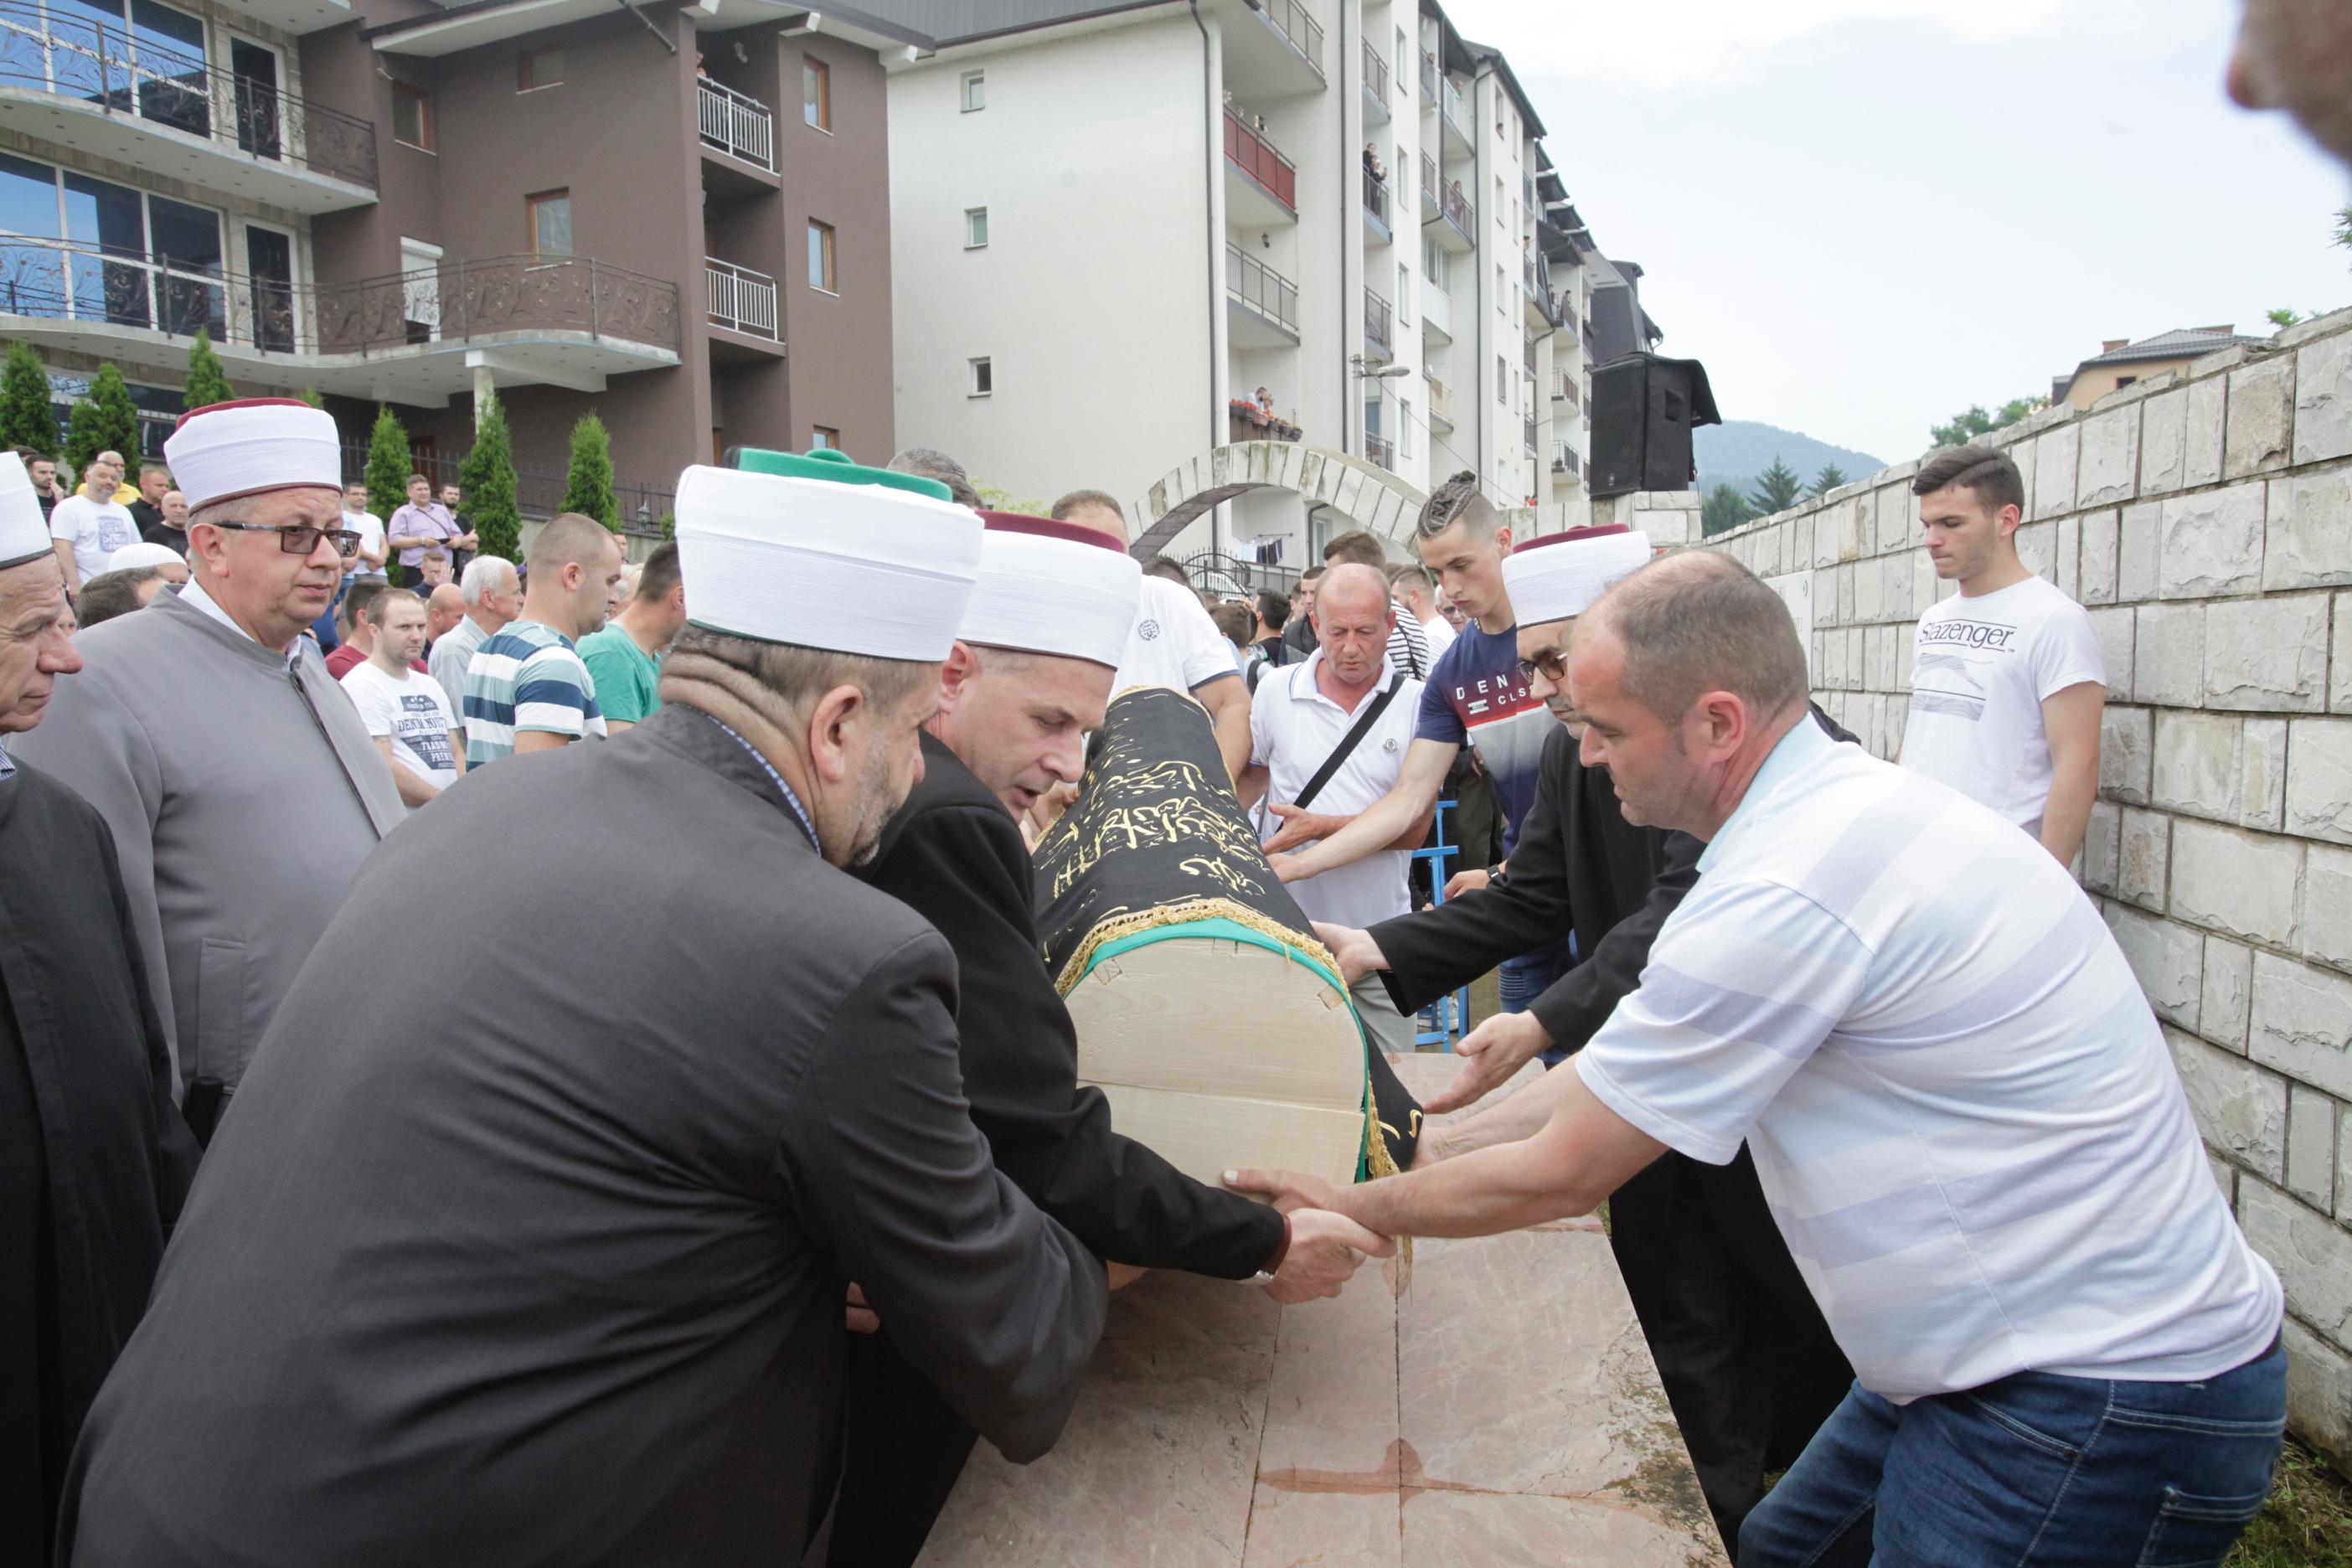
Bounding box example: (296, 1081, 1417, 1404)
(698, 79, 776, 175)
(1224, 107, 1297, 224)
(1364, 286, 1391, 356)
(1419, 151, 1440, 222)
(1365, 432, 1395, 472)
(1552, 370, 1579, 410)
(1439, 76, 1473, 157)
(1225, 0, 1323, 99)
(1552, 444, 1581, 479)
(1225, 240, 1297, 347)
(0, 238, 679, 406)
(1362, 165, 1390, 241)
(1427, 179, 1474, 251)
(1418, 49, 1436, 103)
(1421, 279, 1450, 343)
(1524, 416, 1537, 455)
(1361, 37, 1388, 124)
(704, 256, 778, 344)
(1426, 373, 1453, 431)
(0, 3, 375, 211)
(1228, 398, 1302, 443)
(1523, 337, 1538, 375)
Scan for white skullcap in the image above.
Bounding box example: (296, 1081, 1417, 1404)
(106, 540, 185, 570)
(674, 453, 983, 660)
(960, 513, 1142, 668)
(0, 451, 47, 570)
(1503, 524, 1654, 625)
(163, 398, 342, 512)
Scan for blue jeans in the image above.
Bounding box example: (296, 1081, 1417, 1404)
(1741, 1338, 2285, 1568)
(1498, 941, 1570, 1066)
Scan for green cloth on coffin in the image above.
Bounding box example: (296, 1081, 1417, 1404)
(1034, 685, 1421, 1186)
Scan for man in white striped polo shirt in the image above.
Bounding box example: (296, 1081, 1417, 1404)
(464, 514, 624, 766)
(1235, 551, 2284, 1568)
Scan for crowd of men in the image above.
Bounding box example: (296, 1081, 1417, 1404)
(0, 11, 2335, 1562)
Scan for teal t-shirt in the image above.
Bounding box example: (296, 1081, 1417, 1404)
(576, 626, 661, 725)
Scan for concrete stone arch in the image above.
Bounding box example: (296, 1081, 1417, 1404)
(1127, 442, 1426, 560)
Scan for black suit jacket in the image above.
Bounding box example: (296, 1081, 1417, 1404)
(1373, 705, 1854, 1053)
(858, 733, 1286, 1280)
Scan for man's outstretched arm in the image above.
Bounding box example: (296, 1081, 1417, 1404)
(1267, 737, 1455, 879)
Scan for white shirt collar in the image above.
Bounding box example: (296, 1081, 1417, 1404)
(1290, 646, 1397, 709)
(180, 575, 303, 669)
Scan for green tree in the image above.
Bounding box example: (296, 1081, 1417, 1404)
(297, 387, 325, 410)
(362, 405, 411, 524)
(1808, 464, 1849, 498)
(974, 481, 1050, 514)
(457, 386, 522, 565)
(560, 412, 620, 531)
(1746, 456, 1804, 516)
(63, 362, 142, 475)
(0, 339, 58, 454)
(182, 328, 235, 409)
(1929, 395, 2046, 449)
(1700, 482, 1756, 538)
(2269, 307, 2306, 329)
(2334, 204, 2351, 262)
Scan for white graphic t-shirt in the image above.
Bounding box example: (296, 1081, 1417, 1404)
(50, 493, 137, 583)
(340, 658, 461, 802)
(1900, 575, 2104, 835)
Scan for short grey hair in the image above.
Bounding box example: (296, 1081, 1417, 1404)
(1587, 553, 1808, 724)
(662, 623, 936, 720)
(460, 554, 518, 606)
(887, 446, 984, 510)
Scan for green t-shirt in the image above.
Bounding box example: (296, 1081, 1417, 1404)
(575, 626, 661, 725)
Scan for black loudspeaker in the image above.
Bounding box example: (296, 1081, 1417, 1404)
(1588, 354, 1720, 499)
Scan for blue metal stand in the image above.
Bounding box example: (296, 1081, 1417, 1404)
(1408, 798, 1473, 1051)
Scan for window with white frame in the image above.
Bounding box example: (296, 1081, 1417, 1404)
(1397, 261, 1411, 324)
(961, 70, 986, 111)
(965, 207, 988, 248)
(968, 356, 993, 396)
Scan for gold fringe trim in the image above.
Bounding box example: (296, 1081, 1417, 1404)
(1362, 1059, 1414, 1287)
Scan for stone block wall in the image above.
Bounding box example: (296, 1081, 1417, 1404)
(1618, 309, 2352, 1460)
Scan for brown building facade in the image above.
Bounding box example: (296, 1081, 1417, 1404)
(0, 0, 914, 514)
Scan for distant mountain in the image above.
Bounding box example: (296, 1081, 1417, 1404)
(1694, 421, 1888, 498)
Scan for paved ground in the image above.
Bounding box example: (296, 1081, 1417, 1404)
(916, 1053, 1724, 1567)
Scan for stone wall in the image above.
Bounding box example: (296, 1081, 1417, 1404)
(1607, 307, 2352, 1459)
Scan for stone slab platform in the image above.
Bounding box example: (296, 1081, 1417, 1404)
(916, 1054, 1724, 1567)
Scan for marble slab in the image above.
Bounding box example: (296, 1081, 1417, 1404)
(914, 1054, 1725, 1568)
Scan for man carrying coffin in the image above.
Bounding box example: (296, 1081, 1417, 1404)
(829, 510, 1391, 1568)
(59, 452, 1109, 1568)
(1308, 525, 1851, 1547)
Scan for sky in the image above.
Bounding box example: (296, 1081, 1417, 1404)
(1436, 0, 2351, 467)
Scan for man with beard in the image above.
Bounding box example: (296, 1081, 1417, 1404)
(59, 450, 1109, 1568)
(828, 511, 1389, 1568)
(1304, 526, 1852, 1550)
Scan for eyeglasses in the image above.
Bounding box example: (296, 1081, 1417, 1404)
(1516, 648, 1568, 684)
(212, 521, 362, 558)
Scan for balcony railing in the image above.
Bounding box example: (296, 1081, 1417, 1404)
(704, 256, 777, 339)
(1554, 371, 1579, 409)
(697, 79, 775, 173)
(1365, 433, 1395, 471)
(1361, 37, 1388, 106)
(1426, 373, 1452, 425)
(0, 236, 681, 356)
(1552, 444, 1580, 477)
(1434, 179, 1474, 241)
(1524, 255, 1540, 294)
(1362, 165, 1389, 232)
(1224, 107, 1297, 214)
(1364, 286, 1391, 354)
(1229, 399, 1302, 443)
(0, 2, 376, 188)
(1225, 240, 1297, 334)
(1419, 49, 1437, 101)
(1257, 0, 1324, 79)
(1440, 75, 1472, 143)
(1524, 416, 1538, 454)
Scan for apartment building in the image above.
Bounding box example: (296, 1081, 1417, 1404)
(875, 0, 1625, 566)
(0, 0, 916, 513)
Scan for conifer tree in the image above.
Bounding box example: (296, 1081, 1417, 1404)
(64, 363, 142, 475)
(182, 328, 236, 409)
(0, 340, 58, 453)
(560, 411, 620, 531)
(458, 387, 522, 565)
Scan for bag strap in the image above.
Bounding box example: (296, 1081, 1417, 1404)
(1292, 674, 1405, 812)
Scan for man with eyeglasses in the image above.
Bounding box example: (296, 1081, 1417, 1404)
(17, 400, 402, 1145)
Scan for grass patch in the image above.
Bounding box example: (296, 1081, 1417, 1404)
(2231, 1439, 2352, 1568)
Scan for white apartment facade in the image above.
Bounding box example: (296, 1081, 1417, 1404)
(881, 0, 1602, 570)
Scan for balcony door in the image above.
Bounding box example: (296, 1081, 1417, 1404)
(245, 222, 291, 351)
(400, 237, 441, 345)
(229, 37, 282, 162)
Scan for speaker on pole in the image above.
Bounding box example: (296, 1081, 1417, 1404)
(1588, 353, 1721, 499)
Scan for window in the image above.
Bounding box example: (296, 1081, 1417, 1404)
(1400, 399, 1412, 460)
(968, 356, 993, 397)
(961, 70, 986, 111)
(1494, 175, 1505, 227)
(2116, 374, 2138, 389)
(0, 151, 230, 341)
(528, 189, 571, 255)
(965, 207, 988, 249)
(1497, 355, 1508, 405)
(803, 55, 831, 129)
(1395, 27, 1406, 85)
(1396, 260, 1411, 325)
(812, 426, 840, 451)
(392, 84, 434, 151)
(807, 219, 835, 291)
(1421, 233, 1440, 285)
(518, 45, 564, 91)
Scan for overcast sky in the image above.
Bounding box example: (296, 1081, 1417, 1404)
(1438, 0, 2350, 467)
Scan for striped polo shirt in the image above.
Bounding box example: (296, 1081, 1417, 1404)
(462, 619, 607, 766)
(1580, 716, 2280, 1401)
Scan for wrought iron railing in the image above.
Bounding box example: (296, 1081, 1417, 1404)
(1225, 240, 1297, 334)
(1364, 286, 1391, 353)
(1551, 444, 1580, 477)
(1362, 164, 1389, 230)
(1361, 37, 1388, 106)
(704, 256, 777, 339)
(0, 3, 375, 187)
(338, 441, 676, 533)
(1256, 0, 1323, 78)
(1224, 107, 1295, 212)
(697, 79, 775, 173)
(0, 236, 680, 357)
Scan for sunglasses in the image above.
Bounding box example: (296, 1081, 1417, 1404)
(213, 521, 363, 558)
(1515, 648, 1568, 684)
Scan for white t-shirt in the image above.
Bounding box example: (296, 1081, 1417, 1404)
(344, 509, 387, 575)
(50, 493, 137, 583)
(1416, 611, 1457, 664)
(1578, 718, 2280, 1403)
(1250, 651, 1421, 928)
(1112, 576, 1244, 695)
(340, 658, 461, 801)
(1899, 575, 2103, 835)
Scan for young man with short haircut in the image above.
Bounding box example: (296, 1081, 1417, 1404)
(577, 541, 684, 733)
(1900, 444, 2104, 866)
(462, 513, 624, 766)
(341, 481, 388, 580)
(1387, 561, 1456, 663)
(339, 587, 462, 809)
